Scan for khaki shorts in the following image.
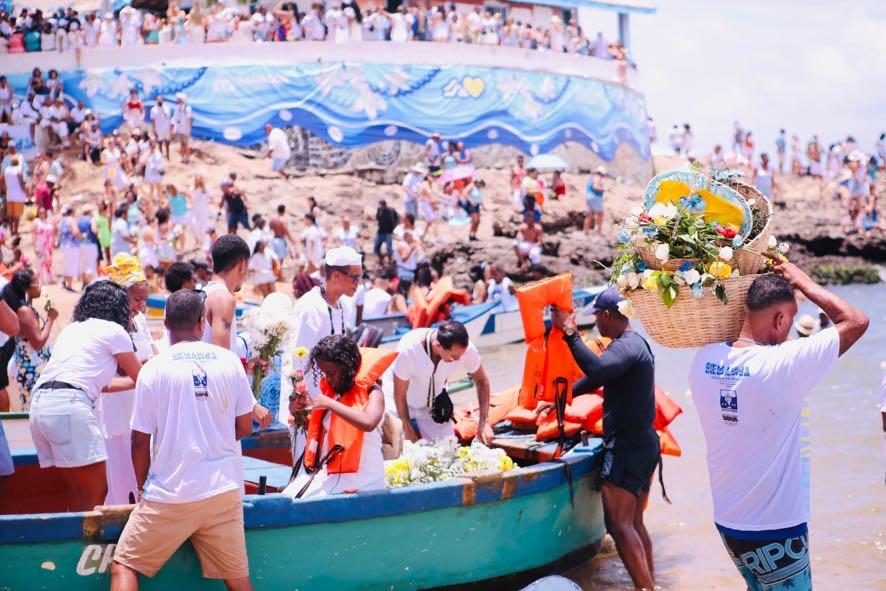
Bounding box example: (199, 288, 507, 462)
(6, 201, 24, 217)
(114, 488, 248, 580)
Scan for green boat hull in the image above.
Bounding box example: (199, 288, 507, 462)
(1, 446, 604, 590)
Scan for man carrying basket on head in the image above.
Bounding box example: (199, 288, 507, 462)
(689, 259, 867, 591)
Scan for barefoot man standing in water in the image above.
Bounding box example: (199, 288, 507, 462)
(689, 260, 868, 591)
(551, 288, 658, 591)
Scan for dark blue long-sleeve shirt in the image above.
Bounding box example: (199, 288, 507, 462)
(564, 330, 657, 447)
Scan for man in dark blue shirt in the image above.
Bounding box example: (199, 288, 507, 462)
(552, 288, 657, 591)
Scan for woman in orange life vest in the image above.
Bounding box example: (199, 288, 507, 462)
(283, 335, 390, 498)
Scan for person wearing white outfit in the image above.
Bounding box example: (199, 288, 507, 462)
(28, 282, 142, 511)
(392, 321, 493, 444)
(172, 94, 193, 164)
(150, 96, 172, 159)
(486, 264, 519, 312)
(98, 255, 153, 505)
(284, 247, 363, 473)
(284, 336, 387, 498)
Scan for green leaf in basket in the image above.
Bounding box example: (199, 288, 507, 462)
(715, 283, 728, 304)
(659, 273, 671, 288)
(661, 284, 678, 308)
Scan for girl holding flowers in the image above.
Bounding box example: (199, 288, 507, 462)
(284, 336, 388, 498)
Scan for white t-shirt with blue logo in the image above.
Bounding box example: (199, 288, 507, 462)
(689, 328, 840, 531)
(131, 340, 255, 504)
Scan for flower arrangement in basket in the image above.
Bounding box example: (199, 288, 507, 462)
(611, 167, 788, 348)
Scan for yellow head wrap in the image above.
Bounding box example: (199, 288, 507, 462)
(107, 253, 147, 288)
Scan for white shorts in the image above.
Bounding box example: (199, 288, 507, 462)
(30, 387, 106, 468)
(79, 242, 99, 276)
(61, 245, 80, 277)
(515, 241, 542, 263)
(155, 128, 171, 141)
(408, 407, 455, 443)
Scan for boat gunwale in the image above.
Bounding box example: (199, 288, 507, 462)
(0, 442, 602, 544)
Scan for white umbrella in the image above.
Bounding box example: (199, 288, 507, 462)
(526, 153, 569, 173)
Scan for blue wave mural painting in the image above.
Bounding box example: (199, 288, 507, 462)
(9, 62, 650, 160)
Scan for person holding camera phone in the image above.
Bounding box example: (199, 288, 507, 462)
(392, 320, 493, 444)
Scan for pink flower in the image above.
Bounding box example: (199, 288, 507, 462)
(295, 381, 307, 395)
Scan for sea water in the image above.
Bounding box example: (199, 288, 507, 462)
(480, 284, 884, 589)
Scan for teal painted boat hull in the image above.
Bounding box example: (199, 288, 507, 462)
(0, 446, 604, 590)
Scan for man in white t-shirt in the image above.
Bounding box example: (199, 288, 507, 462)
(401, 163, 425, 219)
(111, 290, 255, 589)
(172, 93, 192, 164)
(264, 123, 291, 180)
(393, 321, 492, 444)
(362, 272, 394, 319)
(301, 213, 326, 273)
(485, 264, 518, 312)
(424, 132, 443, 172)
(150, 95, 171, 158)
(688, 261, 868, 591)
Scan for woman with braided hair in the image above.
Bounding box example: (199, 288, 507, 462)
(284, 335, 390, 498)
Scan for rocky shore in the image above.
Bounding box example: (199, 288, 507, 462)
(53, 143, 884, 291)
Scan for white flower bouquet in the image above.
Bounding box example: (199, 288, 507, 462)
(241, 293, 297, 398)
(385, 438, 517, 488)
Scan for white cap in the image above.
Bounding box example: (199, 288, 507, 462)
(595, 165, 608, 175)
(324, 246, 362, 267)
(848, 150, 866, 162)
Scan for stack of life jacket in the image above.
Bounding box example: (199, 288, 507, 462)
(502, 273, 683, 456)
(407, 276, 472, 329)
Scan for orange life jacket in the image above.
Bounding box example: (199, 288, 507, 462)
(407, 276, 472, 328)
(304, 348, 398, 475)
(515, 273, 577, 410)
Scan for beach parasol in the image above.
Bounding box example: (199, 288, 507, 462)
(526, 153, 569, 173)
(437, 165, 477, 185)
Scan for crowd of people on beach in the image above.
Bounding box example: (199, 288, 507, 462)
(659, 120, 886, 238)
(0, 1, 631, 63)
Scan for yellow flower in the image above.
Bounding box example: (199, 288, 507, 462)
(653, 216, 667, 226)
(457, 447, 470, 459)
(294, 347, 309, 360)
(642, 273, 659, 290)
(498, 456, 516, 472)
(708, 261, 732, 280)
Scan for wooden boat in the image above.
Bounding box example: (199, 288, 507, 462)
(147, 286, 605, 349)
(369, 285, 605, 348)
(0, 418, 605, 591)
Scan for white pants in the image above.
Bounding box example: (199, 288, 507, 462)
(104, 432, 137, 505)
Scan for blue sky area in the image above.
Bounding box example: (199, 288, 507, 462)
(587, 0, 886, 155)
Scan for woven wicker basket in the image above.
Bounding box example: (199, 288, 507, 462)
(728, 182, 773, 276)
(626, 274, 759, 348)
(636, 184, 772, 276)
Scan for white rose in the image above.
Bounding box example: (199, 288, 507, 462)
(627, 272, 640, 289)
(616, 274, 628, 289)
(647, 203, 665, 218)
(778, 242, 790, 254)
(719, 246, 734, 261)
(641, 269, 654, 281)
(655, 243, 670, 262)
(664, 203, 679, 218)
(768, 235, 778, 249)
(683, 269, 701, 285)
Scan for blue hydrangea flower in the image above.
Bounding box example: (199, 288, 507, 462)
(642, 226, 657, 239)
(636, 261, 648, 272)
(679, 261, 693, 272)
(679, 194, 706, 212)
(618, 230, 632, 244)
(732, 235, 744, 248)
(691, 283, 705, 298)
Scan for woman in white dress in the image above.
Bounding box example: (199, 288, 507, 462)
(188, 172, 211, 238)
(249, 241, 277, 297)
(143, 143, 166, 202)
(99, 254, 153, 505)
(418, 173, 439, 242)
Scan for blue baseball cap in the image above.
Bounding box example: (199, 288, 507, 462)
(589, 287, 626, 313)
